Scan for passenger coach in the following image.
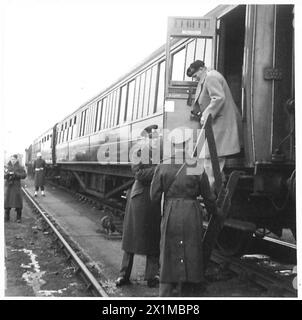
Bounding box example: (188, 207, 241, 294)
(26, 4, 295, 255)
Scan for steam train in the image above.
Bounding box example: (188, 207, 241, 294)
(25, 4, 295, 256)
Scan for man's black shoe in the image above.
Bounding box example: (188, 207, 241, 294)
(115, 277, 131, 287)
(147, 275, 159, 288)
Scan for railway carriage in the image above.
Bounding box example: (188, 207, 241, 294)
(26, 4, 295, 256)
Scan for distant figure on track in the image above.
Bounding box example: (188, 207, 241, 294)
(4, 154, 27, 223)
(33, 152, 46, 197)
(116, 125, 161, 288)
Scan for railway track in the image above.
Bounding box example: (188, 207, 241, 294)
(30, 180, 297, 297)
(22, 186, 109, 297)
(210, 249, 297, 297)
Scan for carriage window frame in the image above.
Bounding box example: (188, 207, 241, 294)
(143, 68, 152, 117)
(149, 64, 158, 114)
(119, 84, 128, 124)
(126, 80, 135, 122)
(132, 77, 140, 121)
(156, 60, 165, 113)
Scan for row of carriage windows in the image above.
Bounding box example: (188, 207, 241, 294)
(57, 60, 165, 144)
(40, 134, 52, 144)
(56, 37, 212, 144)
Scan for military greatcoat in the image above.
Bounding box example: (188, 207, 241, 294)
(121, 148, 161, 256)
(195, 69, 242, 157)
(150, 158, 216, 283)
(4, 161, 27, 209)
(33, 158, 46, 187)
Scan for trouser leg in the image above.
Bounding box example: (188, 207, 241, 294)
(181, 282, 206, 297)
(35, 186, 39, 192)
(118, 251, 134, 280)
(159, 283, 178, 297)
(5, 208, 11, 222)
(204, 157, 226, 191)
(40, 186, 44, 191)
(144, 255, 159, 280)
(16, 208, 22, 221)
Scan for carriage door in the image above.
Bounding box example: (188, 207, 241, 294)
(164, 17, 216, 142)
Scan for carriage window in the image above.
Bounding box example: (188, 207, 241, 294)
(80, 109, 87, 136)
(184, 40, 196, 80)
(132, 77, 140, 121)
(113, 90, 119, 127)
(143, 68, 151, 117)
(105, 94, 111, 129)
(66, 127, 70, 141)
(115, 89, 121, 126)
(88, 106, 94, 134)
(171, 46, 186, 81)
(138, 72, 146, 119)
(100, 97, 107, 129)
(107, 94, 113, 128)
(126, 80, 135, 122)
(110, 91, 115, 127)
(156, 61, 165, 112)
(74, 116, 77, 124)
(119, 85, 128, 124)
(95, 100, 101, 131)
(94, 103, 99, 132)
(72, 117, 77, 139)
(109, 93, 114, 128)
(192, 38, 213, 69)
(110, 92, 116, 127)
(148, 65, 158, 114)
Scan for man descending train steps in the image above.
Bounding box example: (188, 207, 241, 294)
(186, 60, 242, 190)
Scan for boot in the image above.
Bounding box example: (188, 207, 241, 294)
(5, 209, 10, 222)
(41, 190, 45, 197)
(34, 191, 37, 197)
(16, 209, 22, 223)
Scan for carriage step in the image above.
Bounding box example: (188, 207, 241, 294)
(224, 218, 256, 232)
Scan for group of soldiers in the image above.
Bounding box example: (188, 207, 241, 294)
(4, 152, 46, 222)
(115, 60, 242, 297)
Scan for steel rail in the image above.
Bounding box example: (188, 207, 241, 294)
(211, 250, 297, 297)
(22, 187, 108, 297)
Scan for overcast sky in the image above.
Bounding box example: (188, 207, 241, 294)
(0, 0, 218, 160)
(0, 0, 300, 162)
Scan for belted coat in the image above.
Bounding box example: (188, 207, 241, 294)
(194, 69, 242, 158)
(4, 161, 27, 209)
(121, 148, 161, 256)
(33, 158, 46, 187)
(150, 157, 216, 283)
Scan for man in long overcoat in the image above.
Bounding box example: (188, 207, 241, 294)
(116, 126, 161, 288)
(187, 60, 242, 188)
(33, 152, 46, 196)
(150, 133, 217, 296)
(4, 154, 27, 222)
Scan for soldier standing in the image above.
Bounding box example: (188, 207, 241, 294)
(116, 125, 161, 288)
(150, 130, 217, 296)
(4, 154, 27, 223)
(33, 152, 46, 197)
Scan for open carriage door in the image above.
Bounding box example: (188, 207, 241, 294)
(164, 17, 216, 140)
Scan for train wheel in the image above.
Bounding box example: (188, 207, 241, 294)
(216, 227, 252, 257)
